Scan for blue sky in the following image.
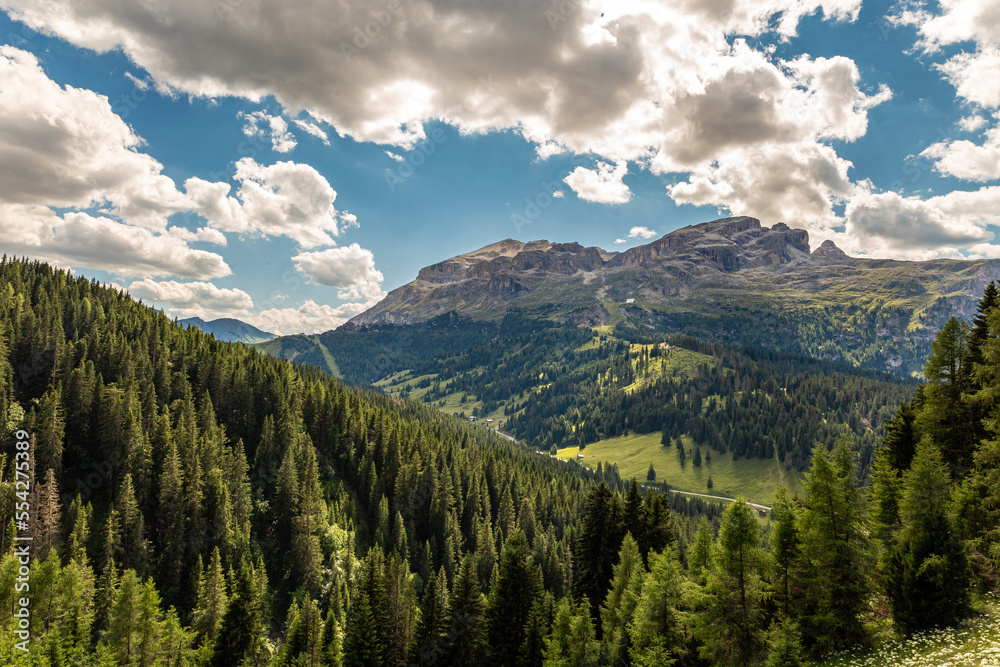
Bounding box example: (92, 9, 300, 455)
(0, 0, 998, 333)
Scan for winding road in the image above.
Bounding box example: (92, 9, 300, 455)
(667, 489, 771, 512)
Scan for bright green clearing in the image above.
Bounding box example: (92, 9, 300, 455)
(620, 343, 719, 394)
(556, 432, 802, 507)
(818, 597, 1000, 667)
(374, 371, 510, 425)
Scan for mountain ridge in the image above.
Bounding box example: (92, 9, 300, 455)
(332, 215, 1000, 375)
(179, 316, 276, 344)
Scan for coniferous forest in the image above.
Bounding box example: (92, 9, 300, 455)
(1, 258, 999, 666)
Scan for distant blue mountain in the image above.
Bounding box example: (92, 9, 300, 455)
(178, 317, 277, 344)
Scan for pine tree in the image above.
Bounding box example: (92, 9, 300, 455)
(770, 487, 801, 618)
(413, 569, 449, 665)
(881, 399, 918, 472)
(601, 533, 645, 666)
(870, 447, 902, 549)
(277, 597, 325, 667)
(968, 280, 998, 369)
(66, 496, 92, 566)
(623, 480, 647, 554)
(211, 559, 266, 667)
(58, 557, 97, 660)
(646, 463, 656, 480)
(518, 591, 555, 667)
(117, 474, 148, 576)
(34, 386, 64, 477)
(629, 546, 684, 667)
(885, 440, 970, 632)
(157, 423, 186, 597)
(688, 517, 712, 583)
(576, 483, 622, 615)
(192, 547, 229, 645)
(35, 467, 60, 561)
(443, 555, 488, 666)
(486, 531, 541, 667)
(796, 441, 871, 655)
(541, 598, 600, 667)
(102, 569, 142, 665)
(764, 619, 805, 667)
(918, 317, 974, 470)
(690, 500, 768, 667)
(343, 591, 381, 667)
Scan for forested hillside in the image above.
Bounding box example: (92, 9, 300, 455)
(1, 259, 999, 666)
(322, 314, 914, 475)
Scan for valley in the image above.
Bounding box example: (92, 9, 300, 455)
(555, 432, 802, 508)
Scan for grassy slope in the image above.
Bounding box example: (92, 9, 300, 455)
(818, 596, 1000, 667)
(555, 432, 802, 508)
(373, 371, 511, 424)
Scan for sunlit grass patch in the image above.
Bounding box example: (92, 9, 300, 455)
(820, 596, 1000, 667)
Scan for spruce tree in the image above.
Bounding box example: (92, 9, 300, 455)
(770, 487, 801, 618)
(918, 317, 974, 470)
(192, 547, 228, 645)
(343, 591, 381, 667)
(413, 569, 449, 665)
(576, 483, 622, 615)
(967, 280, 998, 369)
(764, 619, 805, 667)
(688, 517, 712, 583)
(34, 386, 64, 477)
(885, 440, 970, 632)
(443, 555, 488, 666)
(796, 442, 870, 655)
(102, 569, 142, 665)
(486, 531, 541, 667)
(601, 533, 645, 665)
(211, 559, 266, 667)
(541, 598, 600, 667)
(881, 399, 918, 472)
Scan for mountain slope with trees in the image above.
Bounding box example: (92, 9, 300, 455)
(334, 216, 1000, 376)
(1, 258, 999, 666)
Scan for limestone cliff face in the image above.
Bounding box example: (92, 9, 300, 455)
(352, 216, 828, 325)
(345, 216, 1000, 349)
(607, 217, 811, 272)
(812, 239, 848, 258)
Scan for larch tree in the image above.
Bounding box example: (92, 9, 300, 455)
(690, 500, 769, 667)
(796, 441, 871, 655)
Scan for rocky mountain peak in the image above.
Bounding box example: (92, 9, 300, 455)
(609, 216, 812, 272)
(348, 216, 826, 326)
(812, 239, 848, 257)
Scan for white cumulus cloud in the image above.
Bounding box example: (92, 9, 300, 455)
(127, 279, 253, 318)
(249, 299, 370, 336)
(841, 187, 1000, 259)
(922, 124, 1000, 182)
(0, 0, 885, 235)
(0, 206, 232, 278)
(241, 111, 297, 153)
(564, 161, 632, 204)
(292, 244, 386, 301)
(0, 45, 236, 278)
(628, 226, 657, 239)
(0, 45, 191, 230)
(293, 117, 330, 145)
(186, 158, 350, 248)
